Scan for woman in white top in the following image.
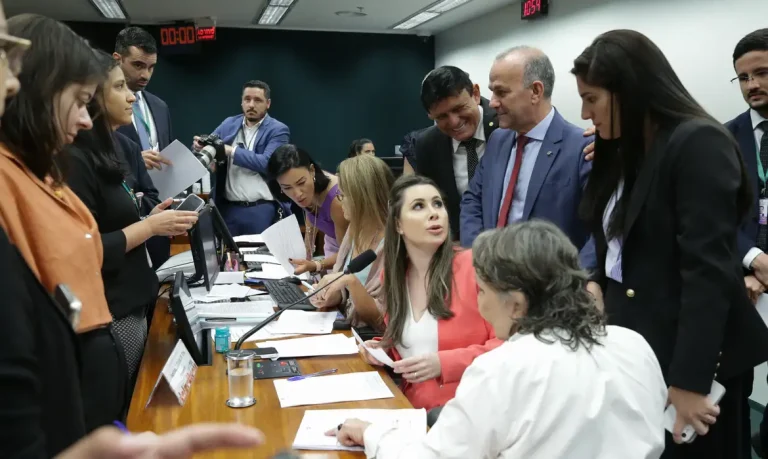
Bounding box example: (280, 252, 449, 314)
(330, 220, 668, 459)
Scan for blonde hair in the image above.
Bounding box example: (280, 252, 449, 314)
(337, 155, 394, 253)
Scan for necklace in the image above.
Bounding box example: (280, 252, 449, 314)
(303, 204, 319, 259)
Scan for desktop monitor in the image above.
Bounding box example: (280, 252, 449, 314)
(207, 199, 240, 266)
(380, 156, 404, 177)
(170, 272, 212, 366)
(189, 205, 219, 291)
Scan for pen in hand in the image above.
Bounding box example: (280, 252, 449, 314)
(113, 420, 129, 434)
(287, 368, 338, 381)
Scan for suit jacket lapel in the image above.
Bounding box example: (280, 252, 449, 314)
(490, 131, 517, 222)
(736, 111, 759, 190)
(253, 114, 272, 150)
(480, 97, 498, 140)
(522, 112, 565, 220)
(623, 131, 670, 236)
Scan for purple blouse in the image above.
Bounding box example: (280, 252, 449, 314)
(306, 184, 341, 256)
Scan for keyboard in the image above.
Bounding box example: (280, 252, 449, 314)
(263, 280, 316, 311)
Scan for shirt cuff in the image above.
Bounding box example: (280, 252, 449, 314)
(744, 247, 763, 270)
(363, 422, 399, 458)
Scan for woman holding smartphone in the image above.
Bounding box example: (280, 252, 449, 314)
(65, 52, 198, 385)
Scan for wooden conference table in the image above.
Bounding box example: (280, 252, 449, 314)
(126, 251, 411, 458)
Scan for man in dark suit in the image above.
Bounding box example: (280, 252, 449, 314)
(193, 80, 291, 236)
(404, 66, 499, 240)
(725, 28, 768, 457)
(113, 27, 174, 169)
(460, 47, 596, 270)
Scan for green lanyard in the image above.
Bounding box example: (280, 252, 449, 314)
(121, 181, 140, 213)
(757, 137, 768, 195)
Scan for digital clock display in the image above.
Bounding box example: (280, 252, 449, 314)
(159, 24, 197, 46)
(521, 0, 549, 19)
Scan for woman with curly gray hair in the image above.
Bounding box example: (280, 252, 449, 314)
(330, 220, 668, 459)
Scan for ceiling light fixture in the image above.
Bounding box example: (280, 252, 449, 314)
(88, 0, 128, 20)
(335, 7, 367, 18)
(392, 0, 471, 30)
(255, 0, 298, 26)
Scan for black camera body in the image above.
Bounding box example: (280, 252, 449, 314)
(195, 134, 227, 168)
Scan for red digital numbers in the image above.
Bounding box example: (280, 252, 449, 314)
(522, 0, 541, 17)
(160, 26, 196, 46)
(196, 26, 216, 42)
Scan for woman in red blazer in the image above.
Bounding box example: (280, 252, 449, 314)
(360, 175, 501, 410)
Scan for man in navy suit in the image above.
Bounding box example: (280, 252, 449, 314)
(461, 46, 597, 273)
(193, 80, 291, 236)
(726, 28, 768, 457)
(113, 27, 173, 169)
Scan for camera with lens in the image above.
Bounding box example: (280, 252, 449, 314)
(195, 134, 227, 169)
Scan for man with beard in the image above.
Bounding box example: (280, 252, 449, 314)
(726, 28, 768, 458)
(194, 80, 290, 235)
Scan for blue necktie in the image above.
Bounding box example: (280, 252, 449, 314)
(132, 93, 151, 150)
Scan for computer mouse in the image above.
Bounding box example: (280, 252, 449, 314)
(280, 276, 302, 285)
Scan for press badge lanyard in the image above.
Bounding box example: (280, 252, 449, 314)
(121, 181, 141, 214)
(756, 140, 768, 226)
(237, 121, 259, 151)
(134, 94, 157, 150)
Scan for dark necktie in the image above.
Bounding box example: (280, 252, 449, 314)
(461, 138, 479, 181)
(497, 135, 529, 227)
(758, 121, 768, 250)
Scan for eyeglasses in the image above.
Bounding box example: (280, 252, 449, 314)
(0, 32, 31, 77)
(731, 69, 768, 85)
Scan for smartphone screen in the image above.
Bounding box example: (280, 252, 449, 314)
(176, 195, 205, 212)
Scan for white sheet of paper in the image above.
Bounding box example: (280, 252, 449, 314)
(190, 286, 266, 303)
(243, 253, 281, 264)
(146, 140, 209, 200)
(271, 310, 336, 334)
(293, 409, 426, 451)
(273, 371, 394, 408)
(210, 324, 299, 343)
(244, 263, 309, 281)
(260, 215, 306, 275)
(195, 300, 274, 319)
(352, 328, 394, 368)
(206, 284, 254, 299)
(213, 271, 244, 285)
(233, 234, 264, 244)
(756, 294, 768, 327)
(256, 334, 358, 358)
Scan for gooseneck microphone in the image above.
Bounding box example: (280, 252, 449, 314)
(233, 249, 377, 350)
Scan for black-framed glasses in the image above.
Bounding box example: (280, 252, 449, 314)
(731, 69, 768, 85)
(0, 32, 31, 77)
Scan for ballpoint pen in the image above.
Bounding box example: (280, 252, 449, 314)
(113, 420, 129, 433)
(287, 368, 337, 381)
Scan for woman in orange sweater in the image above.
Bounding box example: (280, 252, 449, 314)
(360, 175, 501, 410)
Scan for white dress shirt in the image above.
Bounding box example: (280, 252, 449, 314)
(604, 181, 624, 282)
(743, 109, 768, 269)
(500, 107, 556, 225)
(452, 105, 486, 195)
(395, 288, 438, 360)
(131, 91, 158, 150)
(225, 118, 274, 203)
(363, 325, 667, 459)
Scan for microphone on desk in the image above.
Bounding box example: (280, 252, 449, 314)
(233, 249, 377, 350)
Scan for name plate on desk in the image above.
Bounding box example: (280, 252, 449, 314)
(145, 340, 198, 408)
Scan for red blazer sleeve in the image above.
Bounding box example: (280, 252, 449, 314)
(436, 250, 503, 385)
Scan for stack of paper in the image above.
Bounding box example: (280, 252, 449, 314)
(256, 334, 358, 358)
(195, 300, 274, 319)
(213, 271, 245, 285)
(233, 234, 264, 245)
(273, 371, 394, 408)
(293, 409, 427, 451)
(271, 310, 336, 334)
(245, 263, 309, 281)
(206, 284, 254, 299)
(242, 253, 281, 264)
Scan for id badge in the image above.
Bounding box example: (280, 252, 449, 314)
(760, 198, 768, 225)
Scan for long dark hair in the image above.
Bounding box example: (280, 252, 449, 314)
(267, 144, 331, 197)
(1, 15, 104, 184)
(69, 50, 125, 184)
(381, 175, 455, 349)
(572, 29, 749, 238)
(347, 138, 373, 158)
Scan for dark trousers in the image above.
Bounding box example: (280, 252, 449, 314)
(78, 326, 128, 431)
(223, 201, 278, 237)
(662, 371, 753, 459)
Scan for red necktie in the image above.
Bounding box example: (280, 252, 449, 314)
(497, 135, 529, 227)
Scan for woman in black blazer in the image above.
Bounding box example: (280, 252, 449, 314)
(65, 53, 198, 389)
(572, 30, 768, 458)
